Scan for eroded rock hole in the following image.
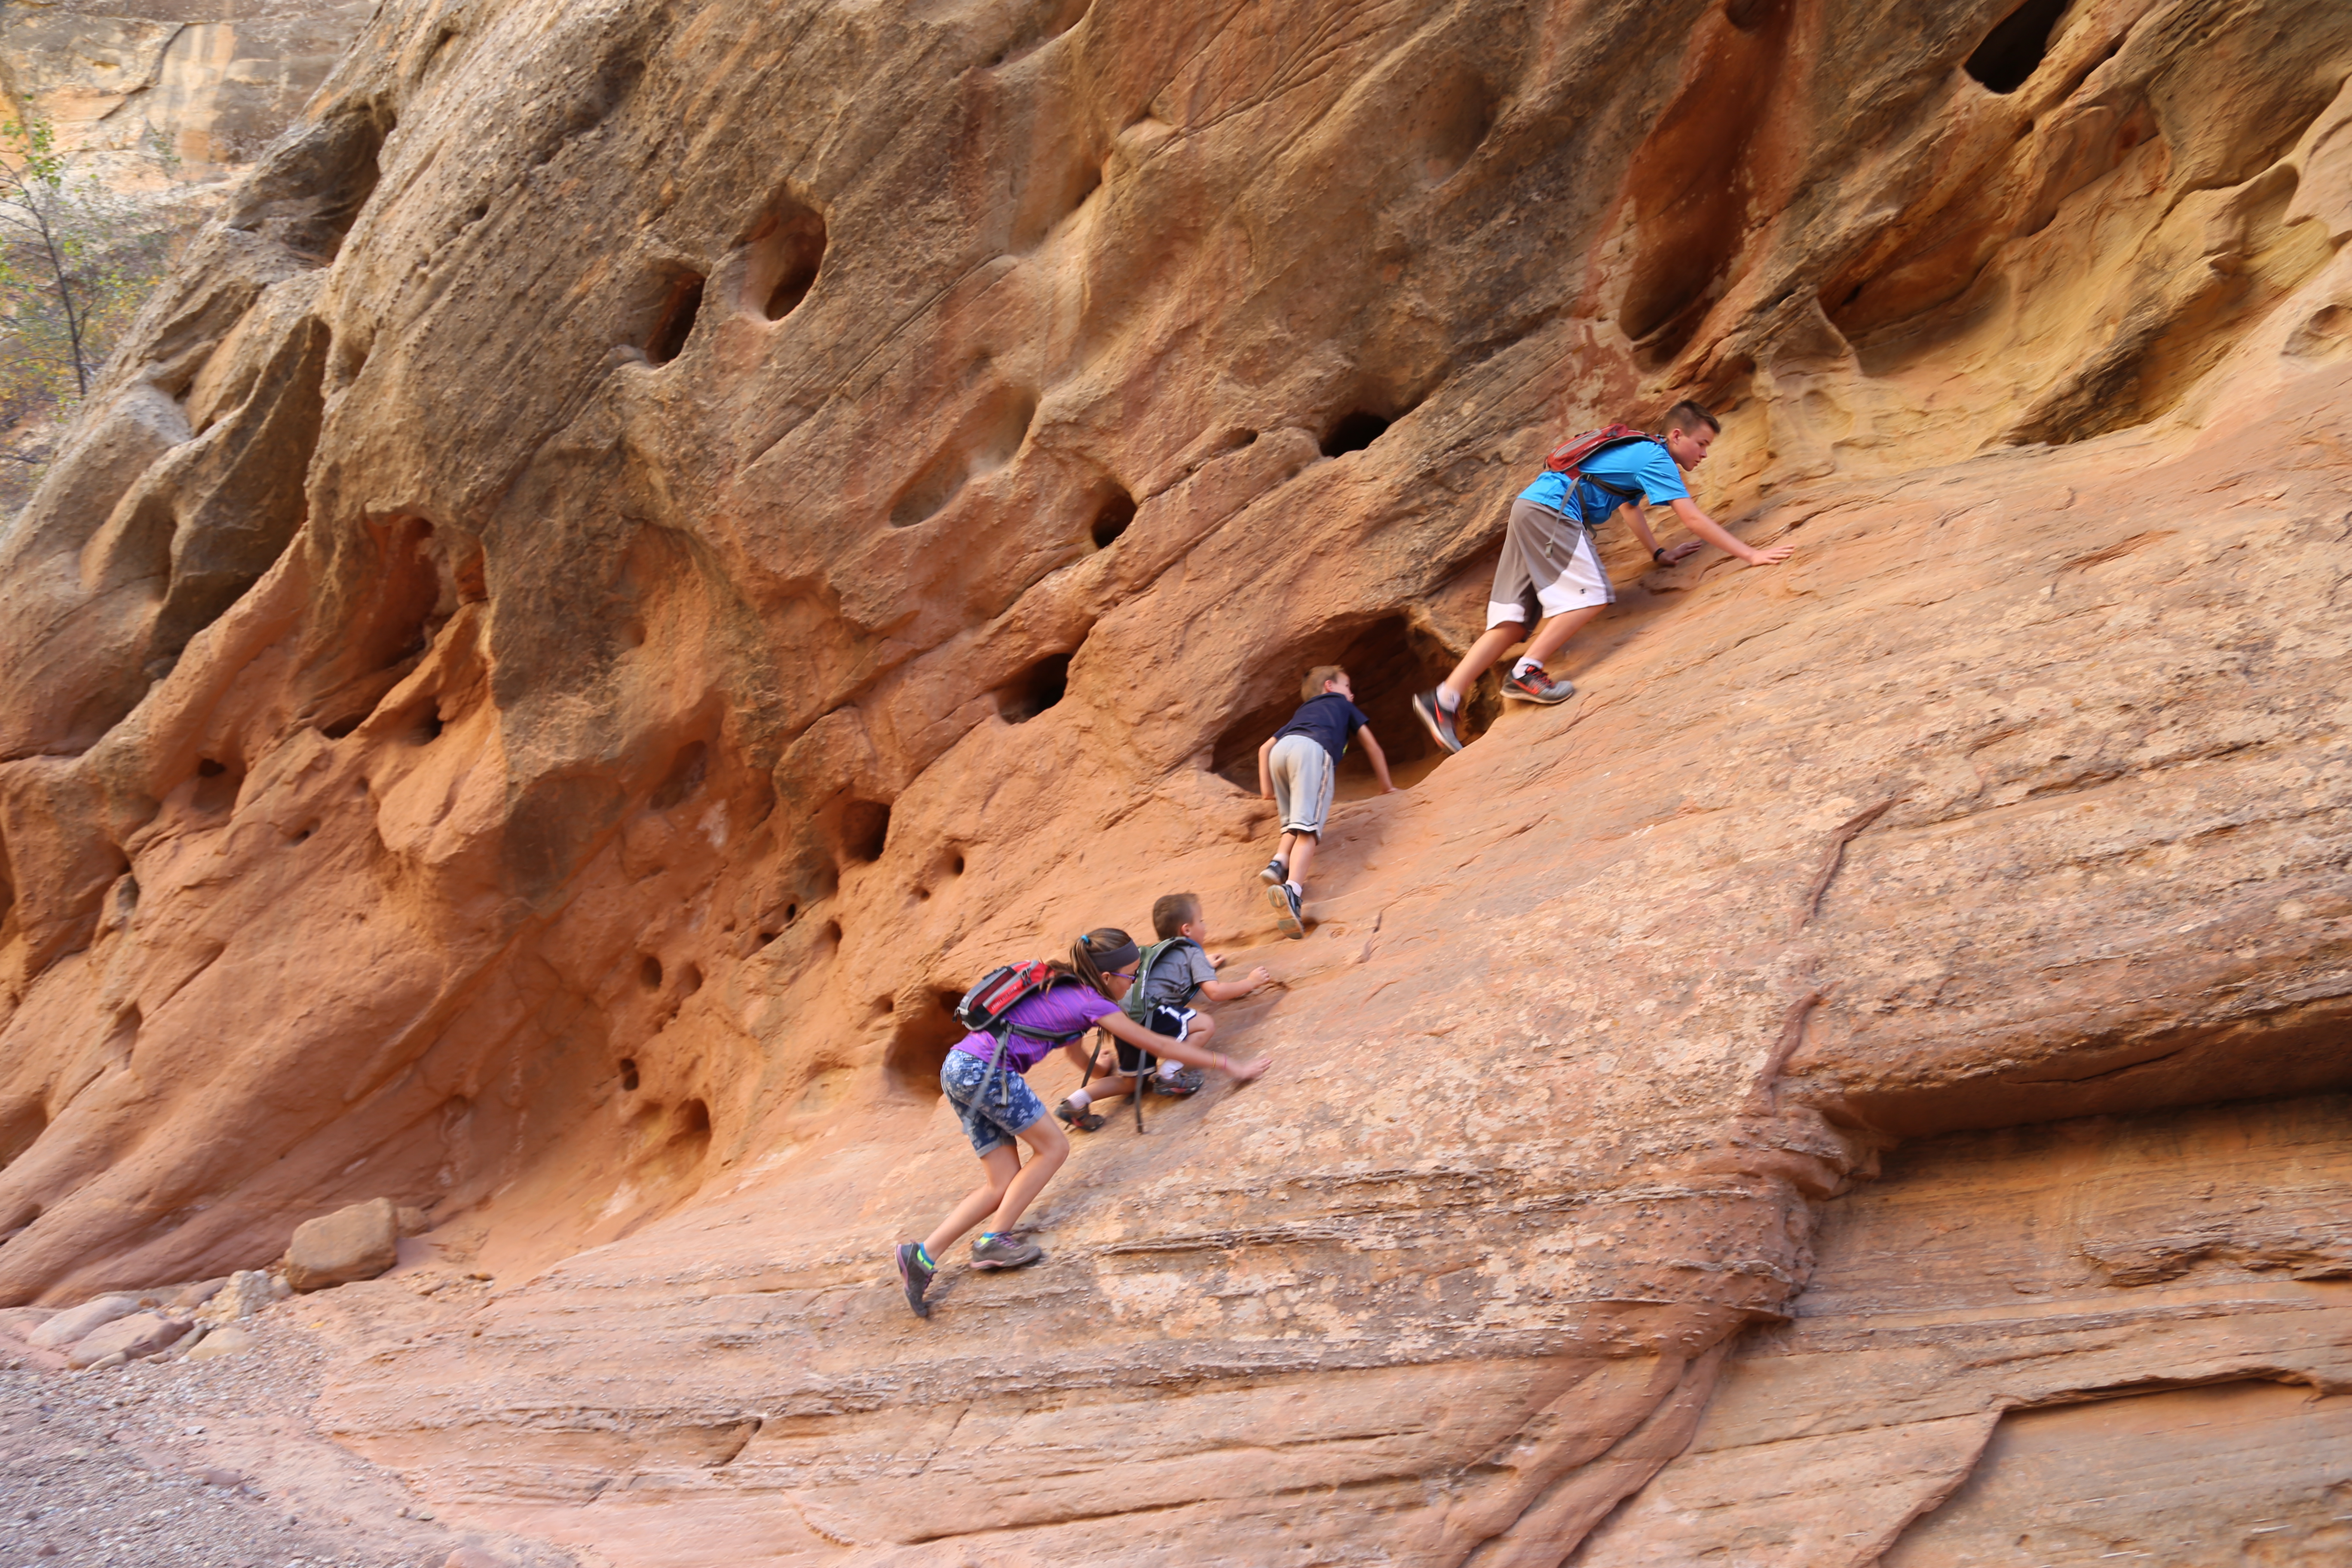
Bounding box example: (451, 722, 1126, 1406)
(618, 1059, 640, 1093)
(1090, 486, 1136, 549)
(650, 741, 708, 811)
(889, 387, 1038, 528)
(1965, 0, 2071, 95)
(1322, 410, 1392, 457)
(841, 800, 891, 863)
(411, 705, 444, 746)
(743, 200, 827, 321)
(192, 759, 241, 816)
(998, 651, 1072, 724)
(1415, 65, 1494, 184)
(1210, 613, 1456, 788)
(677, 964, 702, 998)
(1724, 0, 1780, 28)
(884, 989, 971, 1099)
(640, 955, 663, 990)
(646, 273, 706, 365)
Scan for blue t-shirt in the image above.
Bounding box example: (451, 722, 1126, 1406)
(1275, 692, 1368, 766)
(1518, 438, 1689, 525)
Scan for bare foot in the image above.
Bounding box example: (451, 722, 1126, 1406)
(1226, 1054, 1271, 1084)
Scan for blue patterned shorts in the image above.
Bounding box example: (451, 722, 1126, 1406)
(941, 1048, 1047, 1156)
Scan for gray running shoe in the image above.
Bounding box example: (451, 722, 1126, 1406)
(1412, 689, 1464, 753)
(1503, 663, 1576, 704)
(1055, 1097, 1104, 1132)
(1152, 1066, 1206, 1096)
(894, 1242, 933, 1318)
(1259, 857, 1288, 885)
(1268, 881, 1305, 939)
(971, 1232, 1043, 1270)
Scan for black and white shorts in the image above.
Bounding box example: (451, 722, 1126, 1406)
(1114, 1003, 1194, 1073)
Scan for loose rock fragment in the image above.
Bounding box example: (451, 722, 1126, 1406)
(285, 1198, 401, 1292)
(28, 1295, 141, 1351)
(195, 1271, 277, 1323)
(65, 1311, 189, 1368)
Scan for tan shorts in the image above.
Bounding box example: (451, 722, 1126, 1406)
(1269, 733, 1335, 835)
(1487, 498, 1614, 628)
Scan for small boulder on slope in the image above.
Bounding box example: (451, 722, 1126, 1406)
(284, 1197, 400, 1292)
(27, 1294, 140, 1350)
(66, 1311, 189, 1368)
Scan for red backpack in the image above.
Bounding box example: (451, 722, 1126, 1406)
(1543, 422, 1656, 477)
(955, 961, 1068, 1038)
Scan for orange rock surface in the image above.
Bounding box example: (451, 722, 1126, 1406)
(0, 0, 2348, 1561)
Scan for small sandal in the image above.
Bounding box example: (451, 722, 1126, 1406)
(1055, 1098, 1105, 1132)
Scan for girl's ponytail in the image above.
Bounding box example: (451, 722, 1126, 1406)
(1068, 927, 1139, 998)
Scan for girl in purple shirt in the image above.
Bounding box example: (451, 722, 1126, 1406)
(895, 927, 1269, 1317)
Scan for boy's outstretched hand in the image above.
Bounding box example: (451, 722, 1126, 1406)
(1238, 964, 1271, 992)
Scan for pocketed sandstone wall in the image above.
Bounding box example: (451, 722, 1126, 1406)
(0, 1, 2346, 1562)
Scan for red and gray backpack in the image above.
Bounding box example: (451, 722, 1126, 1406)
(956, 961, 1083, 1105)
(1542, 422, 1660, 507)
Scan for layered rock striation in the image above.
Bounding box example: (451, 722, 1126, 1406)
(0, 0, 2347, 1562)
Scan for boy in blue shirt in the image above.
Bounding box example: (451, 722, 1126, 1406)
(1411, 402, 1793, 752)
(1255, 666, 1395, 937)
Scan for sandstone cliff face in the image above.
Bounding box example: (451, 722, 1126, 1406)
(1, 1, 371, 182)
(0, 0, 2347, 1562)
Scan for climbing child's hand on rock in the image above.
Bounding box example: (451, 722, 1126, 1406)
(1222, 1053, 1271, 1084)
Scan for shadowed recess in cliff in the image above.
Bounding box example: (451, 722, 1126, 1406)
(1210, 612, 1455, 789)
(1087, 481, 1136, 548)
(883, 989, 969, 1099)
(226, 101, 393, 262)
(1616, 0, 1795, 368)
(996, 650, 1071, 723)
(889, 384, 1038, 527)
(644, 272, 706, 365)
(739, 197, 828, 322)
(1963, 0, 2070, 96)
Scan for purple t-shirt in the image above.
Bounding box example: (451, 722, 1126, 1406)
(949, 979, 1118, 1075)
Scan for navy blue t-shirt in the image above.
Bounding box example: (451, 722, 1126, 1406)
(1276, 693, 1368, 766)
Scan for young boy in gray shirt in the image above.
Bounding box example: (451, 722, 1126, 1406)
(1056, 891, 1271, 1127)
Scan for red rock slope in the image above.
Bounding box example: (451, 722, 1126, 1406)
(0, 0, 2348, 1561)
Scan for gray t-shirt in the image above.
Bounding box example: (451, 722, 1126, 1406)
(1141, 940, 1217, 1008)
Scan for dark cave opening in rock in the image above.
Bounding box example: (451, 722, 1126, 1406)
(743, 199, 828, 322)
(646, 272, 706, 364)
(618, 1058, 640, 1093)
(884, 989, 972, 1099)
(840, 799, 891, 863)
(1208, 613, 1455, 790)
(1089, 485, 1136, 549)
(998, 651, 1072, 724)
(1965, 0, 2070, 95)
(1321, 410, 1393, 457)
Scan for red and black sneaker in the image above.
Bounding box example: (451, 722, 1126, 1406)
(1411, 689, 1464, 753)
(1503, 664, 1576, 704)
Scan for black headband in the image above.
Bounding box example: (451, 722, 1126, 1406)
(1089, 938, 1141, 974)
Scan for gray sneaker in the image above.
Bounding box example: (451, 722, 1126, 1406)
(894, 1242, 934, 1318)
(1259, 857, 1288, 885)
(1503, 663, 1576, 704)
(1151, 1066, 1206, 1096)
(1268, 881, 1305, 939)
(971, 1232, 1043, 1270)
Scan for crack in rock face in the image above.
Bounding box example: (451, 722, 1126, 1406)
(0, 0, 2349, 1562)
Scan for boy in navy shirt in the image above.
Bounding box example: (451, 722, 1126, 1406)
(1412, 401, 1794, 752)
(1254, 667, 1395, 938)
